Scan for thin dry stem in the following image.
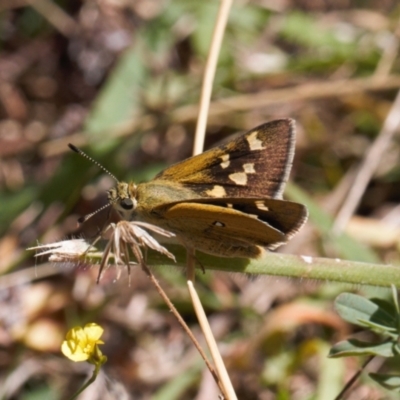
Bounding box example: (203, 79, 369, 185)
(333, 356, 375, 400)
(184, 0, 230, 276)
(139, 261, 226, 398)
(192, 0, 233, 156)
(374, 16, 400, 77)
(186, 247, 196, 282)
(188, 281, 237, 400)
(189, 1, 235, 397)
(175, 75, 400, 124)
(333, 16, 400, 233)
(333, 89, 400, 233)
(40, 75, 400, 158)
(25, 0, 79, 37)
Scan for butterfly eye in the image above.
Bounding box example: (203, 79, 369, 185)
(120, 198, 134, 210)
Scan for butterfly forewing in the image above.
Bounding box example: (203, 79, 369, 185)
(154, 119, 295, 199)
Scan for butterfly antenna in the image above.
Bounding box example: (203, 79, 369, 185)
(77, 203, 111, 224)
(69, 143, 117, 225)
(68, 143, 119, 183)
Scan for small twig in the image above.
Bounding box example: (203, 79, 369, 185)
(39, 75, 400, 158)
(174, 75, 400, 125)
(333, 17, 400, 233)
(138, 260, 226, 397)
(333, 356, 375, 400)
(333, 89, 400, 233)
(25, 0, 79, 37)
(188, 281, 237, 400)
(374, 16, 400, 77)
(189, 1, 234, 397)
(180, 46, 233, 379)
(192, 0, 233, 156)
(186, 247, 196, 283)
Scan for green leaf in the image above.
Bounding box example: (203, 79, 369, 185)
(84, 39, 147, 141)
(357, 318, 398, 336)
(329, 339, 396, 358)
(279, 11, 379, 74)
(0, 186, 37, 236)
(335, 293, 397, 332)
(280, 12, 353, 53)
(369, 373, 400, 392)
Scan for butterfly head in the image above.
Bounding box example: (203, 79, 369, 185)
(108, 182, 138, 220)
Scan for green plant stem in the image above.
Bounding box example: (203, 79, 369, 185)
(67, 364, 100, 400)
(83, 245, 400, 288)
(146, 246, 400, 288)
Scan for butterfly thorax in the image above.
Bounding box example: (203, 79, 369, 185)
(109, 179, 203, 222)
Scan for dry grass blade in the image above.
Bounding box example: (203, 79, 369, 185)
(188, 0, 236, 397)
(193, 0, 233, 156)
(333, 89, 400, 233)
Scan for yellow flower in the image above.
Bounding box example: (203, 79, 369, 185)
(61, 323, 106, 364)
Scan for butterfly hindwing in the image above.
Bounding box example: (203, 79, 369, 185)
(202, 197, 308, 241)
(157, 202, 285, 257)
(152, 197, 307, 253)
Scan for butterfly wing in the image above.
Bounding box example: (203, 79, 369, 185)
(203, 197, 308, 241)
(154, 119, 295, 199)
(156, 202, 284, 257)
(151, 197, 307, 256)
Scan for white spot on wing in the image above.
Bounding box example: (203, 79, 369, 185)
(206, 185, 226, 197)
(256, 201, 269, 211)
(301, 255, 313, 264)
(246, 131, 265, 150)
(243, 163, 255, 173)
(214, 221, 224, 227)
(220, 154, 230, 169)
(229, 172, 247, 185)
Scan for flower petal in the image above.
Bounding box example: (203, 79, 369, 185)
(61, 340, 89, 362)
(83, 323, 104, 342)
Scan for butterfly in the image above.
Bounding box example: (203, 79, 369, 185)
(72, 119, 308, 258)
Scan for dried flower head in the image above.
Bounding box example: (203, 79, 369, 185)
(99, 221, 176, 282)
(28, 239, 97, 263)
(29, 222, 176, 283)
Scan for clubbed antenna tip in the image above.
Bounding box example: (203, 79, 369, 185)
(76, 203, 111, 224)
(68, 143, 80, 153)
(68, 143, 119, 225)
(68, 143, 119, 183)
